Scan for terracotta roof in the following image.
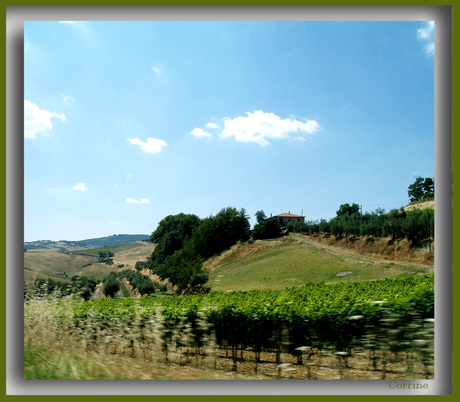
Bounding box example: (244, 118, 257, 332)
(274, 213, 305, 218)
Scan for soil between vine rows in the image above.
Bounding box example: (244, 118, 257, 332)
(109, 346, 433, 380)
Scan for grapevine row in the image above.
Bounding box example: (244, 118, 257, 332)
(69, 274, 434, 355)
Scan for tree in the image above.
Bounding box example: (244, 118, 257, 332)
(158, 247, 205, 290)
(408, 176, 434, 202)
(383, 208, 406, 239)
(252, 217, 281, 240)
(192, 207, 250, 259)
(146, 206, 249, 291)
(103, 275, 120, 298)
(403, 209, 430, 246)
(255, 210, 267, 225)
(336, 203, 360, 217)
(80, 287, 93, 301)
(150, 213, 202, 244)
(148, 213, 202, 269)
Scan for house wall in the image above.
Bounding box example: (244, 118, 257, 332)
(276, 216, 305, 226)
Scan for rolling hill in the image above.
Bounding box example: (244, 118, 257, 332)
(24, 231, 434, 294)
(23, 241, 156, 290)
(24, 234, 150, 252)
(204, 233, 434, 292)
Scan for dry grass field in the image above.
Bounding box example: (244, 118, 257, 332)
(23, 242, 156, 290)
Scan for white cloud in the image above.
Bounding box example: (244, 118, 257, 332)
(24, 100, 66, 139)
(417, 21, 434, 57)
(73, 183, 86, 191)
(126, 198, 150, 204)
(206, 122, 219, 129)
(417, 21, 434, 41)
(190, 127, 212, 139)
(59, 21, 78, 25)
(128, 137, 168, 154)
(127, 173, 134, 179)
(219, 110, 321, 146)
(54, 113, 67, 122)
(108, 221, 119, 225)
(113, 184, 118, 191)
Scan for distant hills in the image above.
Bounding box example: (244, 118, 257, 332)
(24, 234, 151, 252)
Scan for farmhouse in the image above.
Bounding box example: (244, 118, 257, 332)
(273, 212, 305, 226)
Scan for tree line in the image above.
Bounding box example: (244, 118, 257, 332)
(288, 203, 434, 247)
(291, 176, 435, 246)
(101, 269, 167, 298)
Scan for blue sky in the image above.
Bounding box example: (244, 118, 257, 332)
(24, 20, 435, 242)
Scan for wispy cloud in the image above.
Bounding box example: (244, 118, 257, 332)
(127, 173, 134, 179)
(417, 21, 434, 57)
(128, 137, 168, 154)
(73, 183, 86, 191)
(126, 198, 150, 204)
(60, 93, 74, 102)
(24, 100, 66, 139)
(218, 110, 320, 146)
(190, 127, 212, 139)
(59, 21, 95, 46)
(151, 63, 163, 75)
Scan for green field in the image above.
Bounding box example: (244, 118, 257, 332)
(206, 234, 432, 291)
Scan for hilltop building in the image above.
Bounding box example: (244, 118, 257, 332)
(273, 212, 305, 226)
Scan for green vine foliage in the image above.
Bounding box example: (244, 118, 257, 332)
(73, 274, 434, 353)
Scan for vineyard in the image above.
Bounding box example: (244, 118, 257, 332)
(24, 274, 434, 379)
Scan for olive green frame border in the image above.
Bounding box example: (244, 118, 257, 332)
(2, 1, 454, 400)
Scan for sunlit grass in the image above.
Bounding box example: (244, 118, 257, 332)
(207, 236, 430, 291)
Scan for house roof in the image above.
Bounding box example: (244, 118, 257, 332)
(274, 213, 305, 218)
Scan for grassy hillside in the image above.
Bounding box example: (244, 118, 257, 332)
(25, 232, 433, 294)
(205, 234, 433, 292)
(24, 241, 156, 290)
